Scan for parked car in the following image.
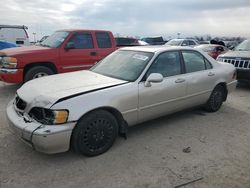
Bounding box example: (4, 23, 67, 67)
(223, 41, 240, 50)
(0, 29, 117, 83)
(195, 44, 229, 59)
(0, 41, 18, 50)
(141, 36, 166, 45)
(115, 37, 140, 47)
(217, 39, 250, 82)
(7, 46, 237, 156)
(166, 39, 199, 47)
(0, 25, 29, 45)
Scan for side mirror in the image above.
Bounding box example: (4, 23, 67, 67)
(145, 73, 163, 87)
(64, 42, 75, 50)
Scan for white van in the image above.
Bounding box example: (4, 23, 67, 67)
(0, 25, 30, 46)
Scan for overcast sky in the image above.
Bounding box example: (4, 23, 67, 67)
(1, 0, 250, 41)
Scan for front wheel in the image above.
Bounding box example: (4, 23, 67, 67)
(72, 110, 118, 156)
(204, 85, 225, 112)
(24, 66, 54, 82)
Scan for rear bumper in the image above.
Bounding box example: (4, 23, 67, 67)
(0, 68, 23, 83)
(237, 69, 250, 81)
(6, 100, 76, 154)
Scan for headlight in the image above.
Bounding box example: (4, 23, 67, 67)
(0, 57, 18, 68)
(29, 107, 69, 125)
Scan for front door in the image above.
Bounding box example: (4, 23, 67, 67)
(60, 32, 99, 73)
(138, 51, 187, 123)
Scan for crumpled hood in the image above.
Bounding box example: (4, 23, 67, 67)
(219, 50, 250, 59)
(17, 70, 127, 108)
(0, 45, 52, 56)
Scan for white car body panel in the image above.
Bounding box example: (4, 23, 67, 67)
(6, 46, 237, 154)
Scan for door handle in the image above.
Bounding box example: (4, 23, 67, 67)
(90, 52, 97, 56)
(175, 78, 185, 83)
(208, 72, 215, 76)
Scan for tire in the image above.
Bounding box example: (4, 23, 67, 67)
(24, 66, 54, 82)
(72, 110, 118, 156)
(204, 85, 225, 112)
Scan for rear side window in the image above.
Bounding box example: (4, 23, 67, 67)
(68, 33, 94, 49)
(182, 51, 212, 73)
(96, 32, 112, 48)
(189, 40, 196, 45)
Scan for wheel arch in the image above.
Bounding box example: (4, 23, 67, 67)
(23, 62, 58, 79)
(74, 106, 128, 135)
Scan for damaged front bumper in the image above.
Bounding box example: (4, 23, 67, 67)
(6, 100, 76, 154)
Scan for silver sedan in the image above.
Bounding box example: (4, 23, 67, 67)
(7, 46, 237, 156)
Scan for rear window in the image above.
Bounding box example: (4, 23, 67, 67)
(96, 32, 112, 48)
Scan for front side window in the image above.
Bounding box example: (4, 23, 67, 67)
(146, 51, 181, 78)
(182, 51, 210, 73)
(96, 32, 112, 48)
(40, 31, 69, 48)
(67, 33, 94, 49)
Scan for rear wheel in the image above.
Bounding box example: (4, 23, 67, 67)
(24, 66, 54, 82)
(204, 85, 225, 112)
(72, 110, 118, 156)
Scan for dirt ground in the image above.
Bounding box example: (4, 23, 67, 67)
(0, 81, 250, 188)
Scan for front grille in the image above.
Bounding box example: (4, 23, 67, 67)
(221, 58, 250, 69)
(15, 96, 27, 111)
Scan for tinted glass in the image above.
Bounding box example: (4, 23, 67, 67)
(96, 32, 112, 48)
(182, 51, 206, 73)
(205, 59, 213, 69)
(182, 40, 189, 46)
(68, 33, 93, 49)
(91, 50, 153, 81)
(189, 40, 196, 45)
(147, 51, 181, 77)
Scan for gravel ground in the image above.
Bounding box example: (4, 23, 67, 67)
(0, 81, 250, 188)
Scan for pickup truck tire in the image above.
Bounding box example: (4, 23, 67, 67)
(24, 66, 54, 82)
(72, 110, 118, 156)
(204, 85, 224, 112)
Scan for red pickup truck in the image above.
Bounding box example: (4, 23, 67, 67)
(0, 29, 117, 83)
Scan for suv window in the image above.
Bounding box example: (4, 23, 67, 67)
(189, 40, 196, 45)
(68, 33, 94, 49)
(182, 40, 189, 46)
(182, 51, 211, 73)
(96, 32, 112, 48)
(146, 51, 181, 77)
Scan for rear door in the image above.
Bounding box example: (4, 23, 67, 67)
(181, 50, 218, 106)
(138, 51, 187, 123)
(94, 31, 116, 60)
(60, 32, 99, 72)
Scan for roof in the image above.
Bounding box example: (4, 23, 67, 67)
(0, 25, 28, 29)
(119, 45, 194, 53)
(57, 29, 112, 33)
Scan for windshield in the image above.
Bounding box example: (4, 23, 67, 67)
(166, 40, 182, 46)
(235, 40, 250, 51)
(40, 31, 69, 48)
(91, 50, 154, 81)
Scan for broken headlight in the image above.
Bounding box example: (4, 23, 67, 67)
(29, 107, 69, 125)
